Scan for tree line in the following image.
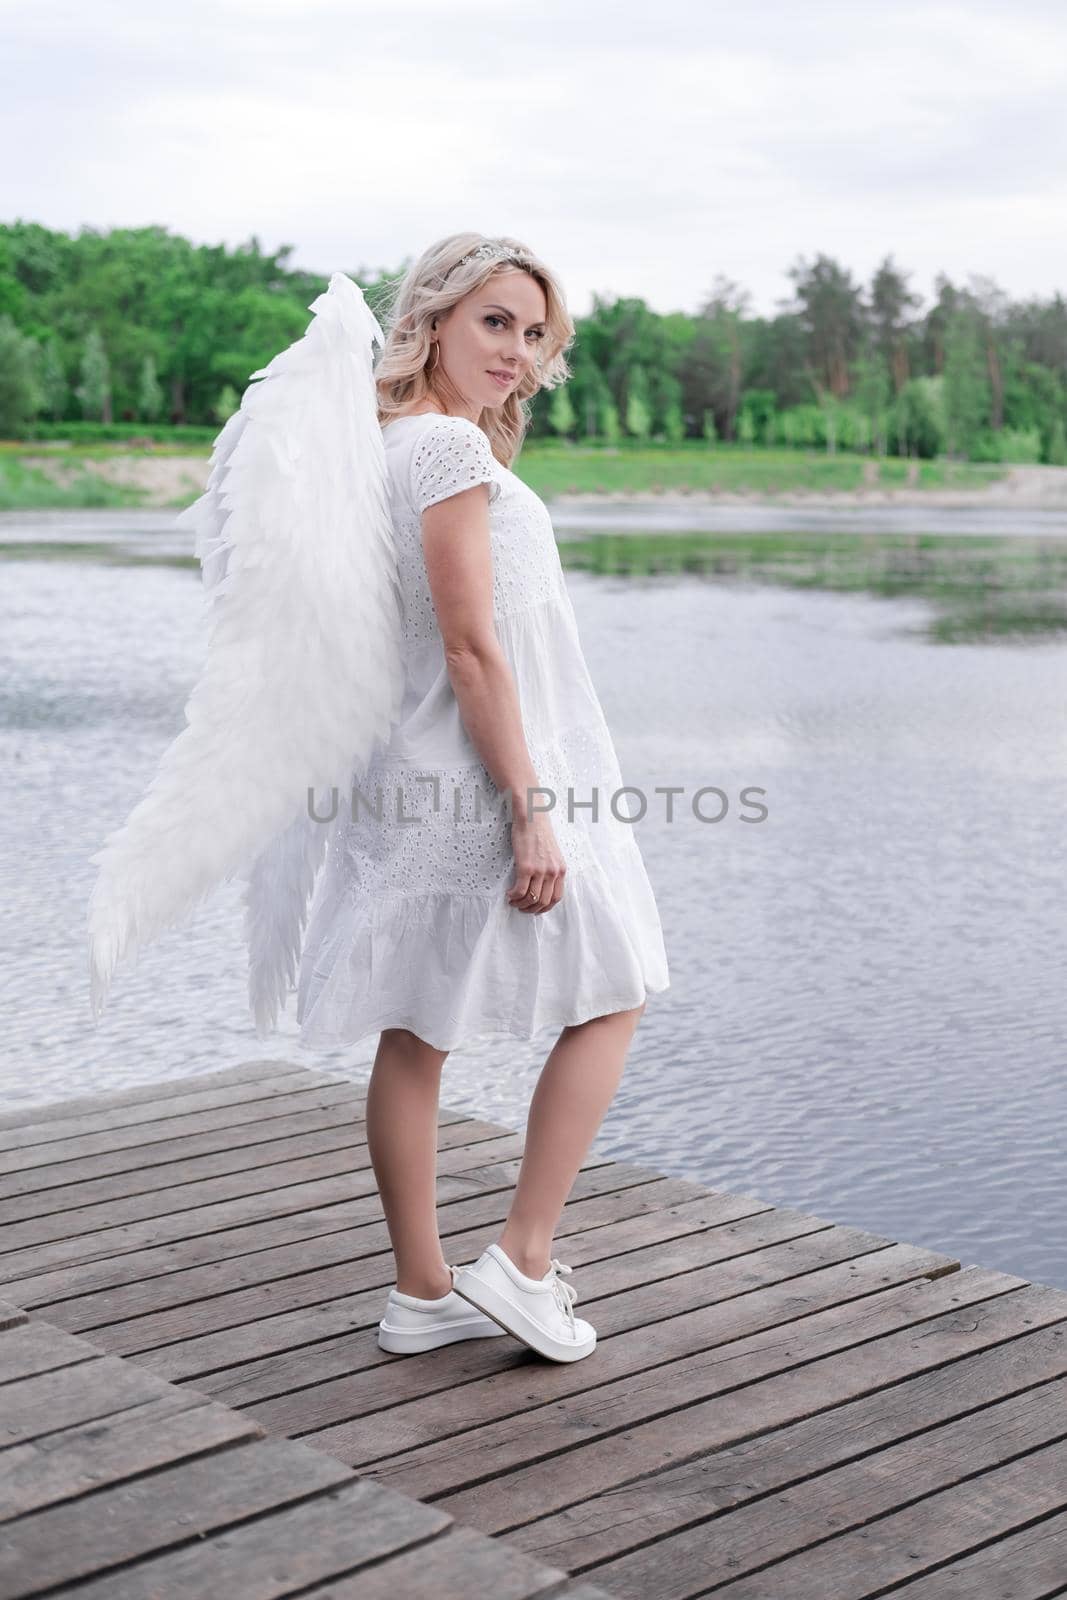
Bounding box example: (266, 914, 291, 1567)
(1, 221, 1065, 463)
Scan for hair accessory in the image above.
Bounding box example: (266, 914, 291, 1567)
(455, 239, 528, 272)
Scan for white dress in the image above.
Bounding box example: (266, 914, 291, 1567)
(296, 411, 669, 1051)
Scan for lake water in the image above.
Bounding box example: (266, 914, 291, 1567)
(2, 507, 1065, 1292)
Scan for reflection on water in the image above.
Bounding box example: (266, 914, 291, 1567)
(2, 509, 1065, 1293)
(5, 509, 1067, 643)
(556, 531, 1067, 644)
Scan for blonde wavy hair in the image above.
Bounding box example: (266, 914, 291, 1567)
(373, 232, 575, 467)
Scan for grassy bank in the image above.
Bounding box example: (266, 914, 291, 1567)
(518, 444, 1011, 499)
(0, 452, 147, 510)
(0, 439, 1015, 511)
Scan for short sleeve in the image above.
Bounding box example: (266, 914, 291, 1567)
(411, 418, 502, 513)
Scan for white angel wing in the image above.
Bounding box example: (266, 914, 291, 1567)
(242, 799, 342, 1037)
(87, 271, 405, 1033)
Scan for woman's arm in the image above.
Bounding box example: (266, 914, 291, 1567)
(421, 482, 565, 911)
(421, 481, 538, 814)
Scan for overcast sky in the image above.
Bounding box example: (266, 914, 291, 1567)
(3, 0, 1065, 321)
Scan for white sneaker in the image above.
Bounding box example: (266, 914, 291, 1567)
(451, 1243, 597, 1362)
(377, 1266, 509, 1354)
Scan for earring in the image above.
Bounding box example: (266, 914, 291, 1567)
(428, 342, 439, 374)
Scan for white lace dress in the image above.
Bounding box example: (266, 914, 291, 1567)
(295, 411, 669, 1051)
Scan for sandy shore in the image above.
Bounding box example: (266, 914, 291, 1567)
(551, 464, 1067, 511)
(19, 453, 210, 506)
(17, 454, 1067, 511)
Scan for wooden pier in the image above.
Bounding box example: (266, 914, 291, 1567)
(2, 1059, 1066, 1597)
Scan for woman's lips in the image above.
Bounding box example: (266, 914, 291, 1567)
(488, 370, 514, 388)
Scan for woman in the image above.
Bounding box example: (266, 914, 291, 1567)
(294, 233, 670, 1365)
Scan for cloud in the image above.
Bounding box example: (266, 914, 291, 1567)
(3, 0, 1065, 318)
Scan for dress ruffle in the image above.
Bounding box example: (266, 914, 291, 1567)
(296, 837, 669, 1052)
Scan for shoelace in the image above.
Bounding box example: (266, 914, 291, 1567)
(546, 1258, 578, 1329)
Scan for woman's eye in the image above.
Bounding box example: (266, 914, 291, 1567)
(486, 315, 544, 341)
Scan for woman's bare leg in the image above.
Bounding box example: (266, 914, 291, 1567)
(365, 1027, 453, 1299)
(497, 1003, 645, 1279)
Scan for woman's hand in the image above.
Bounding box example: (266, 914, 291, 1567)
(506, 812, 567, 914)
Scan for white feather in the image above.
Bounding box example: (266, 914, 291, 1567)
(87, 273, 405, 1033)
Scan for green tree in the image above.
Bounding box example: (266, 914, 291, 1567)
(4, 221, 1067, 455)
(1046, 416, 1067, 465)
(943, 306, 990, 458)
(867, 254, 921, 395)
(38, 339, 68, 421)
(0, 316, 40, 437)
(624, 364, 652, 440)
(567, 352, 608, 439)
(212, 383, 239, 423)
(692, 276, 750, 440)
(661, 399, 685, 444)
(922, 274, 961, 376)
(547, 382, 576, 437)
(785, 253, 865, 400)
(853, 342, 892, 455)
(138, 352, 164, 420)
(894, 376, 945, 459)
(76, 326, 112, 422)
(738, 388, 777, 447)
(598, 396, 621, 444)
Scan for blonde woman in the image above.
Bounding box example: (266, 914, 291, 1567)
(292, 233, 670, 1363)
(87, 233, 670, 1362)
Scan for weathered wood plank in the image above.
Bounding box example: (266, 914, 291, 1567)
(6, 1065, 1060, 1600)
(0, 1150, 615, 1288)
(66, 1199, 854, 1360)
(650, 1436, 1067, 1600)
(4, 1142, 378, 1255)
(0, 1299, 26, 1332)
(21, 1475, 452, 1600)
(349, 1264, 1010, 1493)
(46, 1185, 766, 1342)
(0, 1093, 364, 1203)
(181, 1186, 763, 1408)
(0, 1391, 262, 1519)
(0, 1320, 99, 1385)
(885, 1505, 1067, 1599)
(1, 1141, 395, 1252)
(2, 1351, 185, 1444)
(136, 1172, 708, 1386)
(0, 1082, 371, 1185)
(0, 1107, 502, 1203)
(173, 1235, 940, 1414)
(0, 1299, 607, 1600)
(245, 1195, 834, 1438)
(0, 1436, 353, 1593)
(1, 1112, 514, 1227)
(0, 1081, 366, 1179)
(0, 1061, 296, 1133)
(429, 1282, 1066, 1544)
(298, 1522, 591, 1600)
(1, 1119, 374, 1222)
(506, 1321, 1067, 1573)
(229, 1243, 948, 1452)
(0, 1069, 352, 1156)
(10, 1171, 694, 1318)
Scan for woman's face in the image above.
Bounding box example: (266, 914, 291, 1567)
(433, 268, 548, 410)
